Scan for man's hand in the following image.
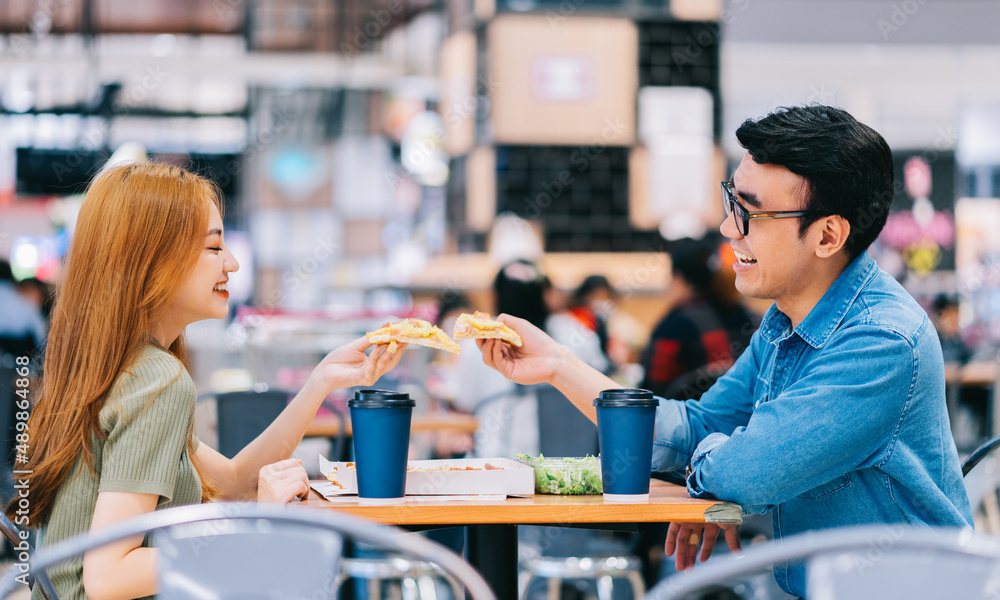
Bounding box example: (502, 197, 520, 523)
(665, 522, 741, 571)
(258, 458, 310, 503)
(478, 314, 567, 386)
(315, 336, 406, 392)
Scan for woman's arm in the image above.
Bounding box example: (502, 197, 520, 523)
(82, 492, 159, 600)
(197, 336, 404, 500)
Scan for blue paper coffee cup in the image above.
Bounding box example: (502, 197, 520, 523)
(594, 389, 658, 502)
(348, 389, 415, 504)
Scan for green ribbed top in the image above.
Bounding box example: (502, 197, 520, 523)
(35, 344, 202, 600)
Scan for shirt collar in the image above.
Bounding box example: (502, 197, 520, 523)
(758, 251, 878, 348)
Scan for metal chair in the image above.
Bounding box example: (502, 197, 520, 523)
(536, 384, 598, 458)
(0, 510, 58, 600)
(211, 388, 453, 597)
(338, 556, 465, 600)
(201, 388, 348, 462)
(964, 453, 1000, 535)
(211, 389, 292, 459)
(963, 434, 1000, 477)
(518, 385, 644, 600)
(519, 556, 645, 600)
(0, 503, 495, 600)
(960, 435, 1000, 535)
(643, 526, 1000, 600)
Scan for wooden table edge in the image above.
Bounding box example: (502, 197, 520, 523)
(301, 490, 743, 526)
(306, 414, 479, 438)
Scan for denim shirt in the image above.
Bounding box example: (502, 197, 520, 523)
(651, 251, 973, 597)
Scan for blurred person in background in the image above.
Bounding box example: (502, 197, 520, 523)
(475, 105, 972, 599)
(568, 275, 614, 360)
(16, 276, 55, 326)
(932, 294, 972, 364)
(450, 260, 607, 458)
(640, 236, 758, 400)
(426, 291, 476, 459)
(8, 163, 404, 600)
(0, 259, 47, 359)
(569, 274, 648, 381)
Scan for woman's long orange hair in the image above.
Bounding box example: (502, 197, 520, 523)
(8, 162, 221, 526)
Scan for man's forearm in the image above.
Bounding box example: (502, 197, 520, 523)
(550, 345, 621, 423)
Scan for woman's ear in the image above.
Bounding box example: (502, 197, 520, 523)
(815, 215, 851, 259)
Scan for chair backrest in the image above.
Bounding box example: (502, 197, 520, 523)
(0, 510, 59, 600)
(642, 526, 1000, 600)
(964, 454, 1000, 535)
(157, 517, 343, 599)
(536, 384, 599, 458)
(213, 390, 291, 458)
(963, 434, 1000, 477)
(0, 503, 496, 600)
(807, 543, 1000, 599)
(0, 510, 19, 549)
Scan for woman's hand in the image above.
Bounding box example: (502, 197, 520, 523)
(664, 522, 741, 571)
(478, 315, 567, 386)
(315, 336, 406, 392)
(257, 458, 310, 503)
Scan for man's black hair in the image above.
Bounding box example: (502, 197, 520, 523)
(735, 105, 894, 260)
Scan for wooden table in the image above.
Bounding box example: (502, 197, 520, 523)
(305, 413, 478, 438)
(301, 479, 741, 600)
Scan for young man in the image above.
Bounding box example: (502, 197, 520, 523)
(477, 105, 973, 598)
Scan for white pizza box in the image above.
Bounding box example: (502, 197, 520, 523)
(318, 456, 534, 496)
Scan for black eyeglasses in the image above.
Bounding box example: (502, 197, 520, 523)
(721, 180, 814, 236)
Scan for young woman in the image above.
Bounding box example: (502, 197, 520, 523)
(8, 163, 404, 600)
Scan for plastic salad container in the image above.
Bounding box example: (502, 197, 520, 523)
(516, 454, 603, 495)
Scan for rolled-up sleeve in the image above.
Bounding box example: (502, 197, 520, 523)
(651, 339, 760, 474)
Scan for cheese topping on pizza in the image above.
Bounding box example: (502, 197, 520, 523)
(367, 318, 460, 354)
(453, 311, 523, 347)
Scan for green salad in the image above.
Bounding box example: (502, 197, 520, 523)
(516, 453, 603, 495)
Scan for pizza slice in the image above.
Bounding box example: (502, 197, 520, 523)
(367, 318, 460, 354)
(452, 311, 523, 347)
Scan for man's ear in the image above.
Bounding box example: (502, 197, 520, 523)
(814, 215, 850, 259)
